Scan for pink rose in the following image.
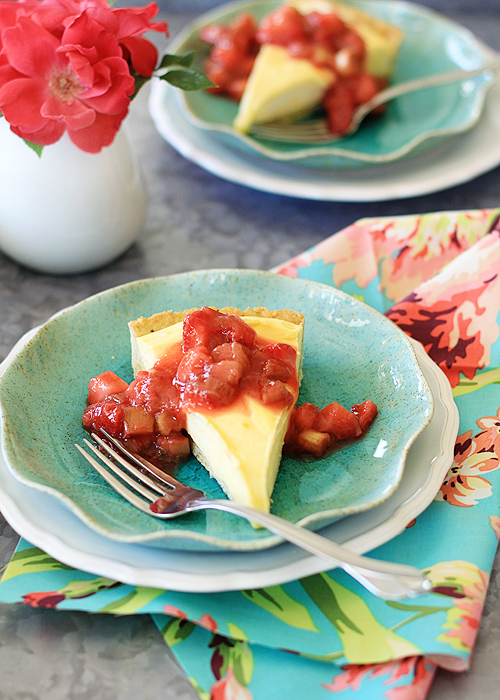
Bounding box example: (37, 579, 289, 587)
(0, 0, 168, 151)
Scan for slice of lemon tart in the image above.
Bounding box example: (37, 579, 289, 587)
(232, 0, 403, 134)
(128, 306, 304, 513)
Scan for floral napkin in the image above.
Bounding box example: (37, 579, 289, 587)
(2, 208, 500, 699)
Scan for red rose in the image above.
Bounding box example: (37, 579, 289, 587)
(0, 0, 168, 152)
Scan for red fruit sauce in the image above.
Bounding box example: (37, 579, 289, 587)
(199, 6, 387, 135)
(83, 307, 377, 467)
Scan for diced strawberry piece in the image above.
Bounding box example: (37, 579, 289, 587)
(203, 58, 230, 92)
(183, 373, 236, 407)
(261, 357, 292, 382)
(87, 370, 129, 404)
(182, 307, 223, 350)
(212, 341, 251, 367)
(211, 40, 245, 72)
(155, 409, 181, 436)
(351, 399, 378, 432)
(176, 347, 212, 384)
(199, 22, 229, 45)
(350, 71, 379, 105)
(263, 343, 297, 370)
(123, 406, 155, 436)
(305, 12, 346, 43)
(256, 6, 307, 46)
(82, 402, 125, 436)
(260, 380, 293, 405)
(293, 402, 318, 431)
(183, 308, 256, 351)
(334, 47, 361, 77)
(287, 40, 314, 60)
(226, 77, 248, 101)
(323, 82, 356, 135)
(314, 401, 362, 439)
(202, 374, 237, 404)
(337, 29, 365, 61)
(231, 12, 258, 52)
(156, 432, 191, 458)
(221, 314, 257, 348)
(126, 371, 164, 413)
(296, 429, 332, 457)
(210, 359, 245, 386)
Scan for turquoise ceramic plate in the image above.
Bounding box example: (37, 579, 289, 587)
(171, 0, 494, 169)
(0, 271, 433, 551)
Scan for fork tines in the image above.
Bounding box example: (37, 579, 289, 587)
(251, 119, 337, 144)
(75, 435, 166, 515)
(76, 429, 205, 518)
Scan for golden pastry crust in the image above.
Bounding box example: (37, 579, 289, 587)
(129, 308, 197, 338)
(129, 306, 304, 338)
(129, 306, 304, 376)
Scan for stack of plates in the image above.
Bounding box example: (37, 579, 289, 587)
(149, 0, 500, 201)
(0, 271, 459, 592)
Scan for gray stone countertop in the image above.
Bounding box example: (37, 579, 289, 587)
(1, 2, 500, 698)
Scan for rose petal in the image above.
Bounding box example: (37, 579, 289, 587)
(2, 16, 63, 78)
(81, 61, 134, 112)
(10, 119, 65, 146)
(66, 108, 127, 152)
(0, 77, 49, 130)
(120, 35, 158, 77)
(41, 95, 95, 130)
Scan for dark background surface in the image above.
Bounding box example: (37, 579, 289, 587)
(1, 1, 500, 698)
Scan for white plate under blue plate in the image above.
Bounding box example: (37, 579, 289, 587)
(0, 334, 457, 592)
(0, 270, 432, 551)
(171, 0, 494, 168)
(149, 66, 500, 201)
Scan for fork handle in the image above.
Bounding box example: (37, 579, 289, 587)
(358, 58, 500, 119)
(193, 500, 431, 600)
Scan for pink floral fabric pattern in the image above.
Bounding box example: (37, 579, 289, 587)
(387, 228, 500, 387)
(275, 210, 499, 304)
(323, 657, 436, 699)
(210, 669, 254, 700)
(489, 515, 500, 539)
(423, 561, 489, 654)
(437, 408, 500, 507)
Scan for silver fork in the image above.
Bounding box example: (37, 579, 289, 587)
(250, 58, 500, 144)
(76, 430, 432, 600)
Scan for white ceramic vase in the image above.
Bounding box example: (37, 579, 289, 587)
(0, 118, 147, 274)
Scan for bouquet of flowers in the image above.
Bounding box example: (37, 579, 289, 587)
(0, 0, 211, 154)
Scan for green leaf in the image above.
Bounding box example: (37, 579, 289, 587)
(453, 367, 500, 397)
(300, 575, 362, 635)
(1, 547, 73, 583)
(161, 68, 215, 91)
(226, 622, 249, 641)
(242, 586, 319, 631)
(161, 617, 196, 647)
(208, 635, 253, 687)
(24, 140, 43, 157)
(300, 573, 421, 664)
(158, 51, 195, 69)
(98, 586, 164, 614)
(231, 639, 254, 687)
(386, 601, 450, 613)
(131, 73, 149, 100)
